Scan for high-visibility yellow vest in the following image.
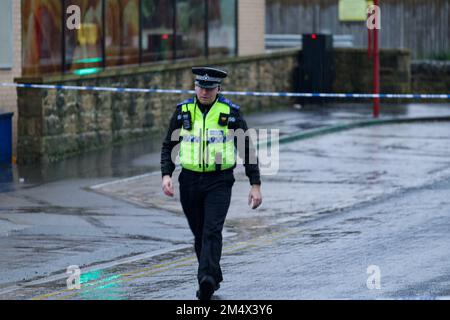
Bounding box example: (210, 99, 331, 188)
(178, 96, 238, 172)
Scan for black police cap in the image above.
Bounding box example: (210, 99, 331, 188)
(192, 67, 228, 89)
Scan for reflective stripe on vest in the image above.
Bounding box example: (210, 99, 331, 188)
(179, 97, 236, 172)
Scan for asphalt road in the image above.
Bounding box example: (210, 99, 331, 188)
(1, 106, 450, 300)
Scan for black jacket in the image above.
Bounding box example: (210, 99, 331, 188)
(160, 95, 261, 185)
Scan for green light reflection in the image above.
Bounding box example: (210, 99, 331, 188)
(77, 270, 125, 300)
(73, 67, 102, 76)
(74, 57, 103, 64)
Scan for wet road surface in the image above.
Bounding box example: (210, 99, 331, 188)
(2, 171, 450, 300)
(1, 103, 450, 299)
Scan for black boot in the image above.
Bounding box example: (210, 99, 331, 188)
(196, 275, 216, 301)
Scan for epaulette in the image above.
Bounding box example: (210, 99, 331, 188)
(176, 97, 195, 108)
(218, 96, 240, 110)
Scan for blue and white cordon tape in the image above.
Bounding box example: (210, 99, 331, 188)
(1, 82, 450, 100)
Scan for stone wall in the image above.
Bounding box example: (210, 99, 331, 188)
(16, 48, 413, 164)
(332, 48, 411, 94)
(411, 60, 450, 93)
(16, 51, 299, 164)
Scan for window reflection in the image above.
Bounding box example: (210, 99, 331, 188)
(64, 0, 103, 74)
(105, 0, 140, 67)
(176, 0, 205, 59)
(208, 0, 236, 57)
(21, 0, 237, 76)
(141, 0, 174, 63)
(22, 0, 62, 76)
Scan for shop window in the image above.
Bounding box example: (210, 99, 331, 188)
(175, 0, 205, 59)
(141, 0, 174, 63)
(22, 0, 62, 76)
(20, 0, 237, 76)
(208, 0, 236, 57)
(64, 0, 103, 75)
(105, 0, 140, 67)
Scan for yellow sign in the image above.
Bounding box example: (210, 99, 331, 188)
(339, 0, 374, 22)
(77, 23, 98, 45)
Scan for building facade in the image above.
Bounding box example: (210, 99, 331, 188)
(0, 0, 22, 159)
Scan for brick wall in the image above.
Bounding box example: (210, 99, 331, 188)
(238, 0, 266, 56)
(0, 0, 21, 159)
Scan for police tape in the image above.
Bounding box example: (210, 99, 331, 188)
(1, 82, 450, 100)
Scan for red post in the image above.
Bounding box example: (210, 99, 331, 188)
(373, 0, 380, 118)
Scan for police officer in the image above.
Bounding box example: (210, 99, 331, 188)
(160, 67, 262, 300)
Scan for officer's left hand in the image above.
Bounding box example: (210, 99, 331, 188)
(248, 185, 262, 209)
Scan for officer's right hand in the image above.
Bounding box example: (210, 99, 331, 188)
(162, 175, 174, 197)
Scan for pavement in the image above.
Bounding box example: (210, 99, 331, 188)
(1, 101, 450, 300)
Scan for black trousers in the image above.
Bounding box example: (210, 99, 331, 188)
(178, 168, 235, 285)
